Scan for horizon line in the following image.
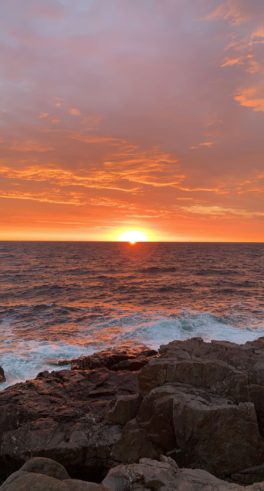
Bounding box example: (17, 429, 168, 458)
(0, 240, 263, 244)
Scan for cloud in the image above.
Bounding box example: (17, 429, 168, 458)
(208, 0, 264, 25)
(0, 190, 83, 206)
(221, 57, 243, 67)
(234, 86, 264, 112)
(68, 107, 81, 116)
(182, 204, 264, 218)
(0, 140, 184, 192)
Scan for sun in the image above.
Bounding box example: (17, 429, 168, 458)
(118, 230, 148, 245)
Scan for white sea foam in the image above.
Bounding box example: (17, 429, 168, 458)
(124, 311, 264, 348)
(1, 310, 264, 389)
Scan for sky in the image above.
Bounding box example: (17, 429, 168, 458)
(0, 0, 263, 242)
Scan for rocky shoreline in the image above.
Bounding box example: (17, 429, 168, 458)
(2, 337, 264, 489)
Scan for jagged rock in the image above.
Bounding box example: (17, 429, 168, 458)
(107, 394, 141, 425)
(111, 418, 159, 463)
(128, 383, 264, 475)
(0, 366, 5, 383)
(139, 358, 248, 401)
(0, 363, 138, 481)
(70, 345, 157, 371)
(134, 337, 264, 480)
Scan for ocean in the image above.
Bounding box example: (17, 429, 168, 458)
(0, 241, 263, 388)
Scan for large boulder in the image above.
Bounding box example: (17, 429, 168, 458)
(133, 337, 264, 481)
(139, 358, 248, 401)
(117, 383, 264, 476)
(19, 457, 70, 480)
(103, 456, 243, 490)
(0, 457, 105, 491)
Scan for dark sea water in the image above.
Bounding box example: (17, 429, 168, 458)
(0, 241, 263, 388)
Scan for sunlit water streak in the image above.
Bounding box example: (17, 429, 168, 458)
(0, 242, 263, 388)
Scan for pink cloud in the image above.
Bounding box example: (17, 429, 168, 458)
(235, 86, 264, 111)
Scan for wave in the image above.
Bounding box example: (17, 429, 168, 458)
(1, 309, 263, 390)
(122, 311, 264, 348)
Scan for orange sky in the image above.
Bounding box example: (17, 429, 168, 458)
(0, 0, 263, 241)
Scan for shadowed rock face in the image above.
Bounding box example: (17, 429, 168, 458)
(0, 367, 5, 384)
(2, 339, 264, 485)
(115, 337, 264, 483)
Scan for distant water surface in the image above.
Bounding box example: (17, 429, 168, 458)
(0, 241, 263, 387)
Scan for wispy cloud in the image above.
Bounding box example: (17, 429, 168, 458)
(235, 86, 264, 112)
(182, 204, 264, 218)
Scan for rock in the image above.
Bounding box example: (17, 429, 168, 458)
(0, 458, 106, 490)
(135, 383, 264, 475)
(65, 481, 105, 491)
(134, 337, 264, 481)
(107, 394, 141, 425)
(232, 464, 264, 485)
(139, 358, 248, 401)
(111, 419, 159, 464)
(103, 456, 241, 490)
(3, 456, 264, 491)
(0, 364, 138, 481)
(0, 471, 67, 491)
(172, 387, 264, 476)
(20, 457, 70, 480)
(0, 366, 5, 383)
(3, 338, 264, 485)
(0, 472, 105, 491)
(71, 345, 157, 371)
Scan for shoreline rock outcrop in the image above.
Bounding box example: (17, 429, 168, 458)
(2, 338, 264, 487)
(0, 345, 156, 482)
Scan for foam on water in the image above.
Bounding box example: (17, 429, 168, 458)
(1, 310, 264, 389)
(125, 311, 264, 348)
(0, 335, 95, 390)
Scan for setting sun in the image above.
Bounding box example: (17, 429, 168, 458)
(118, 230, 149, 244)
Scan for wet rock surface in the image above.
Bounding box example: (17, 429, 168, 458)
(2, 339, 264, 487)
(70, 345, 157, 371)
